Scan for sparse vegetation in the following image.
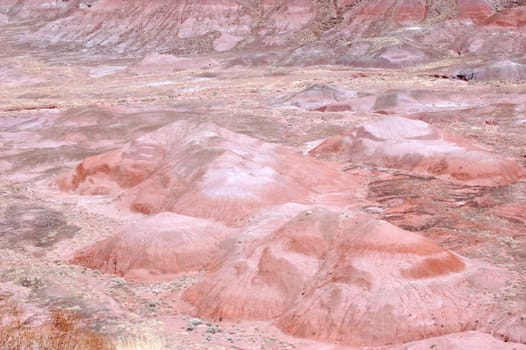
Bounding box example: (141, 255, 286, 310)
(0, 308, 115, 350)
(114, 335, 165, 350)
(0, 300, 166, 350)
(0, 298, 113, 350)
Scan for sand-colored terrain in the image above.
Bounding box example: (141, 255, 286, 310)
(0, 1, 525, 349)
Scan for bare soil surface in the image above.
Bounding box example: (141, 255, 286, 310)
(0, 1, 525, 349)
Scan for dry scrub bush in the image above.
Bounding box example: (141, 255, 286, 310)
(1, 298, 165, 350)
(0, 307, 115, 350)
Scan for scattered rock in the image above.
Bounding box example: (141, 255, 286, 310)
(186, 317, 204, 332)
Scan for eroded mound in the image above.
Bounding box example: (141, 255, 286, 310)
(485, 6, 526, 27)
(453, 13, 526, 57)
(373, 89, 478, 114)
(274, 219, 471, 346)
(2, 0, 526, 349)
(71, 213, 237, 281)
(310, 116, 522, 186)
(58, 121, 355, 225)
(277, 84, 356, 111)
(184, 208, 510, 347)
(341, 43, 435, 68)
(390, 331, 526, 350)
(453, 60, 526, 81)
(183, 206, 343, 320)
(44, 105, 179, 144)
(5, 0, 524, 61)
(128, 53, 218, 74)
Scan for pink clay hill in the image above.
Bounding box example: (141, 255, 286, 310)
(0, 1, 525, 349)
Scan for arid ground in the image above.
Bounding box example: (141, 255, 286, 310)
(0, 1, 525, 349)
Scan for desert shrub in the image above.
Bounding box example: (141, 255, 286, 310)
(0, 299, 166, 350)
(0, 308, 115, 350)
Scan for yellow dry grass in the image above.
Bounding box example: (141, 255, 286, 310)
(114, 334, 165, 350)
(0, 309, 115, 350)
(0, 298, 167, 350)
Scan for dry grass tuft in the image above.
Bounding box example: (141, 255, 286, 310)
(0, 299, 166, 350)
(0, 308, 115, 350)
(114, 334, 165, 350)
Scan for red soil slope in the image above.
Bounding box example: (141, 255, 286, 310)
(310, 117, 522, 186)
(58, 120, 357, 225)
(183, 208, 518, 347)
